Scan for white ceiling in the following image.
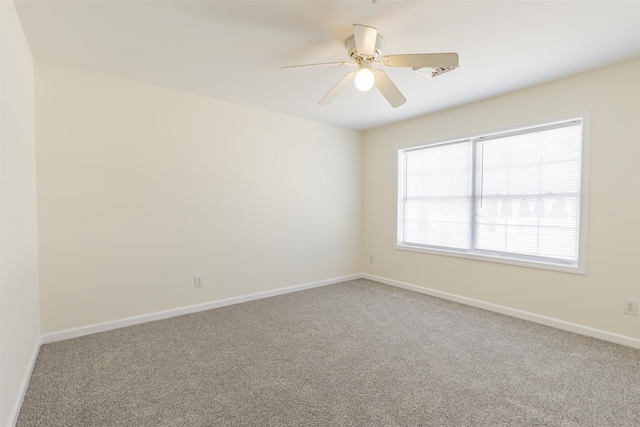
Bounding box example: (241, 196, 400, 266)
(15, 0, 640, 131)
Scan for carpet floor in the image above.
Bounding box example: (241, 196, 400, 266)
(17, 279, 640, 426)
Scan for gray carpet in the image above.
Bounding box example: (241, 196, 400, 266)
(17, 279, 640, 426)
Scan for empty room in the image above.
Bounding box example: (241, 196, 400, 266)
(2, 0, 639, 425)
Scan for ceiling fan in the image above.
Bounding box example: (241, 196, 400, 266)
(279, 24, 460, 108)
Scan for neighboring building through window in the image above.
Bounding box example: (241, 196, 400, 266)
(397, 115, 588, 273)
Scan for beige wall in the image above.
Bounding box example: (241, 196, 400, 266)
(363, 59, 640, 340)
(35, 61, 362, 334)
(0, 1, 40, 425)
(31, 58, 640, 341)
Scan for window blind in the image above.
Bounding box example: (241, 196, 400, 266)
(402, 141, 471, 250)
(474, 122, 582, 263)
(398, 118, 584, 270)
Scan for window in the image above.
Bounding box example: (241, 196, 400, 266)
(397, 115, 588, 273)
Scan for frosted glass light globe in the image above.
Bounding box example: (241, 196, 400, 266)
(354, 61, 375, 91)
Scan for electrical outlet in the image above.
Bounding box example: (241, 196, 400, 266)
(623, 299, 637, 316)
(194, 276, 203, 288)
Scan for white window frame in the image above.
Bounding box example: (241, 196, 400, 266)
(396, 113, 590, 274)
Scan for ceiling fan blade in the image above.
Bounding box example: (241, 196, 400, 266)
(353, 24, 378, 57)
(318, 71, 356, 105)
(374, 70, 407, 108)
(278, 62, 351, 71)
(381, 53, 459, 69)
(413, 66, 456, 79)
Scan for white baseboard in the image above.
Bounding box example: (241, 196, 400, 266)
(362, 273, 640, 350)
(41, 274, 362, 345)
(41, 272, 640, 349)
(8, 335, 41, 427)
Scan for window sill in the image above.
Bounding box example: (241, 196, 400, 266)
(395, 244, 585, 275)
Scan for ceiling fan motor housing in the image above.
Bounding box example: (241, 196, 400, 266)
(345, 34, 384, 61)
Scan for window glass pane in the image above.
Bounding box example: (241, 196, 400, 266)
(475, 124, 582, 263)
(403, 142, 471, 249)
(398, 118, 584, 271)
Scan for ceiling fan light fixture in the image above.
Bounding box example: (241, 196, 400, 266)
(280, 24, 459, 107)
(354, 59, 375, 91)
